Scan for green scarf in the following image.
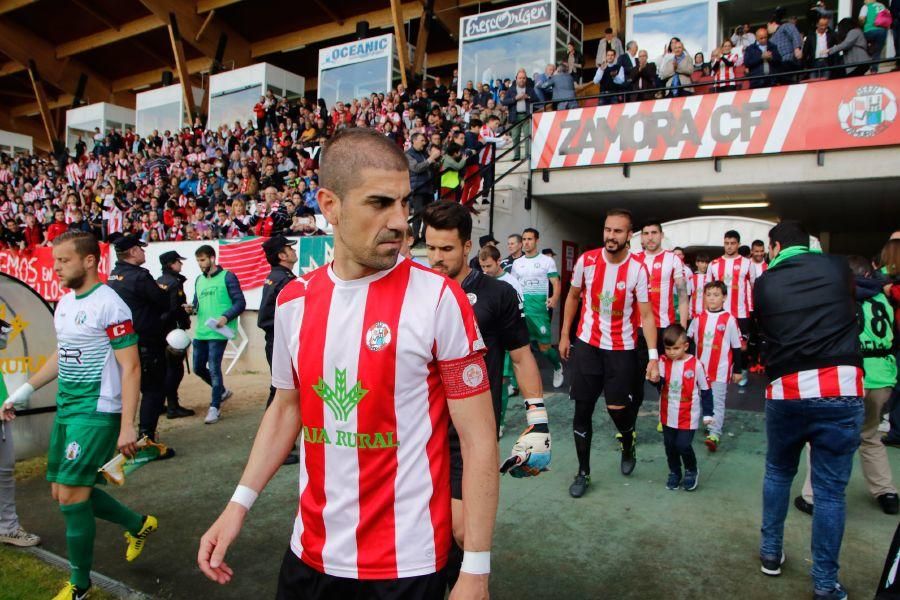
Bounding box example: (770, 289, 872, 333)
(768, 245, 822, 270)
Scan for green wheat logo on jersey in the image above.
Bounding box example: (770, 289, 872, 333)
(599, 291, 615, 314)
(74, 311, 87, 326)
(704, 330, 715, 345)
(313, 368, 368, 422)
(668, 380, 683, 398)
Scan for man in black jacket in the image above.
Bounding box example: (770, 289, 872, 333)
(406, 133, 441, 245)
(108, 235, 176, 455)
(258, 235, 299, 465)
(754, 220, 863, 600)
(500, 69, 535, 161)
(157, 250, 194, 419)
(802, 16, 838, 77)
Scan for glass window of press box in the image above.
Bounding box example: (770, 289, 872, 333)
(208, 84, 262, 130)
(136, 102, 181, 136)
(458, 0, 581, 93)
(320, 58, 389, 108)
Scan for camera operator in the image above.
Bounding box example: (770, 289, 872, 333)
(731, 24, 756, 52)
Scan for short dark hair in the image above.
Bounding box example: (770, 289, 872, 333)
(508, 233, 522, 243)
(768, 220, 809, 250)
(319, 128, 408, 200)
(663, 324, 688, 347)
(846, 255, 871, 278)
(53, 231, 100, 260)
(478, 245, 501, 262)
(469, 118, 483, 129)
(641, 219, 663, 233)
(695, 252, 710, 263)
(724, 230, 741, 242)
(195, 244, 216, 258)
(606, 208, 634, 230)
(751, 239, 765, 248)
(523, 227, 539, 239)
(704, 280, 727, 296)
(421, 200, 472, 243)
(604, 27, 613, 34)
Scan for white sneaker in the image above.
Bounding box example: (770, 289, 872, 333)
(506, 384, 517, 398)
(552, 366, 564, 388)
(0, 527, 41, 547)
(879, 416, 891, 434)
(498, 425, 505, 439)
(221, 389, 233, 403)
(204, 406, 220, 424)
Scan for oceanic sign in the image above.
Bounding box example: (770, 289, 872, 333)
(319, 34, 392, 70)
(462, 0, 552, 40)
(532, 71, 900, 169)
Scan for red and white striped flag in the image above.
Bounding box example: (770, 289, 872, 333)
(218, 237, 268, 290)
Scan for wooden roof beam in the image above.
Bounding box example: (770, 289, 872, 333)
(57, 15, 163, 58)
(0, 0, 35, 16)
(196, 0, 241, 12)
(167, 14, 197, 124)
(112, 56, 212, 92)
(27, 64, 58, 148)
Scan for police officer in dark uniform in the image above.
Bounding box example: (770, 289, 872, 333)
(259, 234, 300, 466)
(107, 235, 175, 457)
(157, 250, 194, 419)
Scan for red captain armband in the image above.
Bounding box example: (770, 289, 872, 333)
(439, 353, 491, 400)
(106, 320, 135, 340)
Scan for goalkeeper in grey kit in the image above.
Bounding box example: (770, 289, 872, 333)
(421, 202, 551, 588)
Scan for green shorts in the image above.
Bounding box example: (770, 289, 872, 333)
(525, 310, 552, 345)
(47, 418, 119, 487)
(503, 352, 513, 378)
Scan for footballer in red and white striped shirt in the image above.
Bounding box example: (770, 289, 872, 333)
(634, 222, 689, 329)
(705, 231, 757, 320)
(199, 129, 498, 600)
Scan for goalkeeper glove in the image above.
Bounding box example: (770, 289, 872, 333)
(499, 398, 551, 478)
(2, 382, 34, 413)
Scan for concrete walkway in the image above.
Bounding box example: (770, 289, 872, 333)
(11, 372, 899, 599)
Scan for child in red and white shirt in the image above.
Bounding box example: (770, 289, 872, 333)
(658, 324, 713, 491)
(690, 253, 710, 320)
(688, 280, 743, 452)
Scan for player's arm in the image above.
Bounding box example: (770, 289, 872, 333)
(1, 352, 58, 418)
(558, 284, 581, 361)
(113, 344, 141, 457)
(675, 277, 689, 328)
(198, 388, 301, 585)
(448, 388, 499, 599)
(638, 300, 660, 383)
(547, 274, 561, 309)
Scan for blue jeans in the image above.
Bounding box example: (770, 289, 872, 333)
(193, 339, 227, 409)
(760, 397, 864, 593)
(865, 28, 888, 72)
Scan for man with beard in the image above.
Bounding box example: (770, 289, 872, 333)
(423, 200, 549, 590)
(559, 209, 659, 498)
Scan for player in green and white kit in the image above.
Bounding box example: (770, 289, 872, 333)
(2, 232, 158, 600)
(510, 228, 564, 388)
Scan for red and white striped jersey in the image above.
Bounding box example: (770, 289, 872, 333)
(659, 355, 710, 430)
(688, 310, 742, 382)
(271, 257, 489, 580)
(690, 271, 707, 319)
(765, 366, 864, 400)
(66, 162, 84, 185)
(706, 255, 756, 319)
(572, 249, 649, 350)
(633, 250, 685, 328)
(747, 260, 768, 312)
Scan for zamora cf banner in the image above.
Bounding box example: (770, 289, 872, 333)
(532, 71, 900, 169)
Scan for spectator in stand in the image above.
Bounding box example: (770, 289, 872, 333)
(619, 41, 640, 80)
(566, 42, 584, 82)
(745, 26, 783, 88)
(1, 219, 24, 250)
(768, 9, 804, 80)
(596, 27, 625, 67)
(628, 49, 660, 100)
(731, 24, 756, 53)
(45, 209, 68, 243)
(533, 63, 556, 104)
(711, 39, 742, 91)
(253, 96, 266, 130)
(590, 48, 628, 104)
(803, 16, 838, 78)
(660, 39, 694, 96)
(500, 69, 535, 161)
(439, 142, 467, 202)
(68, 210, 92, 234)
(829, 18, 870, 77)
(406, 133, 441, 244)
(693, 52, 710, 75)
(22, 213, 42, 248)
(859, 0, 891, 72)
(891, 0, 900, 69)
(536, 63, 578, 109)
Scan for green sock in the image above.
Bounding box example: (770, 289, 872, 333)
(499, 379, 510, 427)
(59, 501, 95, 590)
(544, 347, 562, 370)
(91, 488, 143, 534)
(508, 369, 518, 392)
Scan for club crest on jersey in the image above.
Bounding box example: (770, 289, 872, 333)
(74, 310, 87, 326)
(462, 363, 485, 388)
(684, 370, 695, 379)
(615, 281, 626, 291)
(467, 293, 477, 305)
(65, 441, 81, 461)
(716, 323, 726, 332)
(365, 321, 391, 352)
(654, 263, 662, 269)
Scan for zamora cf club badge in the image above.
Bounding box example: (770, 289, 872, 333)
(838, 85, 897, 138)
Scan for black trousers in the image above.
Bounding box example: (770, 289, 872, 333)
(276, 549, 447, 600)
(634, 327, 665, 410)
(409, 194, 432, 243)
(265, 328, 276, 408)
(662, 425, 697, 475)
(138, 345, 167, 437)
(164, 349, 186, 411)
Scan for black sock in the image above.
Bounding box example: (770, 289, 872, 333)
(573, 428, 592, 475)
(608, 407, 635, 449)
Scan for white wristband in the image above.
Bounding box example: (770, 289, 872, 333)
(648, 349, 659, 361)
(524, 398, 548, 425)
(460, 551, 491, 575)
(230, 485, 258, 510)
